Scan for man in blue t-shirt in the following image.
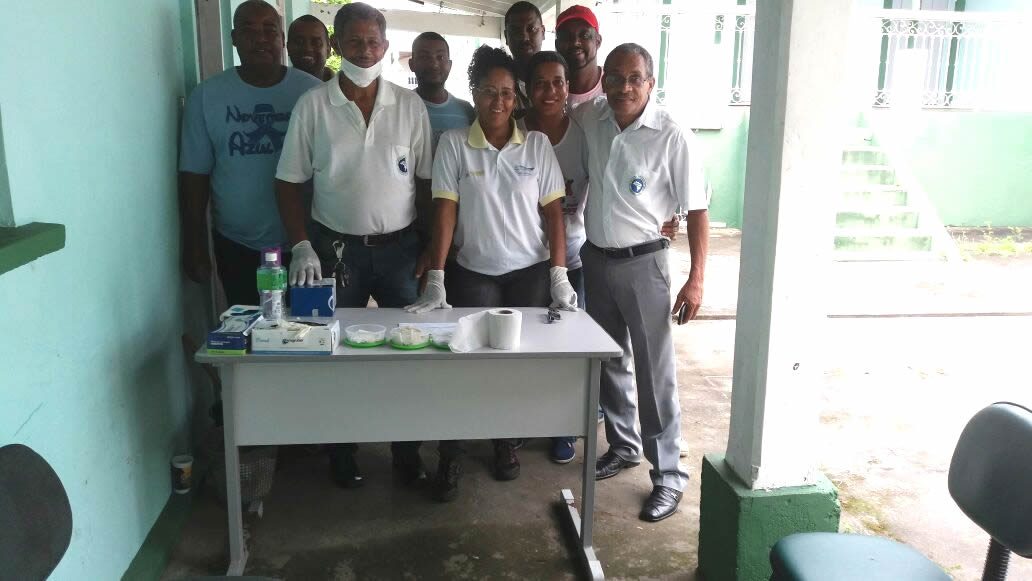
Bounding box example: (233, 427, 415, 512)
(408, 32, 475, 154)
(179, 0, 320, 306)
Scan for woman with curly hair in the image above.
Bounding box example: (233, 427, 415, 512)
(404, 45, 577, 502)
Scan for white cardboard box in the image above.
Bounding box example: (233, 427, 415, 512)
(251, 319, 340, 355)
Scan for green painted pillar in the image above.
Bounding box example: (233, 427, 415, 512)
(698, 0, 848, 577)
(699, 455, 840, 581)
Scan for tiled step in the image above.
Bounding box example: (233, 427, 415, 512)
(841, 164, 897, 186)
(834, 229, 933, 253)
(840, 186, 908, 206)
(842, 146, 889, 166)
(836, 207, 920, 229)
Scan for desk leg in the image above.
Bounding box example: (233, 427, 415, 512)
(559, 358, 604, 580)
(222, 366, 248, 575)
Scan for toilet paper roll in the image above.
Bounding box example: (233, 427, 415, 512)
(488, 308, 522, 350)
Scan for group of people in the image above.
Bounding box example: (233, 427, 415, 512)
(179, 0, 708, 523)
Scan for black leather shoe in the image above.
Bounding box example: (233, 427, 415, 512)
(392, 450, 428, 488)
(639, 485, 682, 522)
(329, 451, 364, 489)
(594, 450, 640, 480)
(493, 441, 520, 481)
(431, 457, 463, 502)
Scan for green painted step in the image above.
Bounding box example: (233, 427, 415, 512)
(834, 229, 933, 252)
(836, 208, 920, 229)
(841, 147, 889, 166)
(841, 165, 897, 186)
(840, 186, 908, 206)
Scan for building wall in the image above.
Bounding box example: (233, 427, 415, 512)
(866, 110, 1032, 227)
(0, 1, 200, 579)
(693, 107, 1031, 229)
(696, 108, 750, 228)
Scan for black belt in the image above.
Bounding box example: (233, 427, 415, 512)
(317, 222, 413, 247)
(588, 239, 669, 259)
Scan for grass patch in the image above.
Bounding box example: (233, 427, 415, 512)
(951, 227, 1032, 257)
(830, 476, 901, 541)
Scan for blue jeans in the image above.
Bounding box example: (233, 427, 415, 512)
(310, 222, 421, 308)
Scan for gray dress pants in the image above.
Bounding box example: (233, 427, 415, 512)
(581, 243, 690, 491)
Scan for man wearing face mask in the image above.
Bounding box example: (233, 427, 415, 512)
(503, 1, 545, 116)
(275, 2, 434, 491)
(179, 0, 320, 307)
(287, 15, 334, 82)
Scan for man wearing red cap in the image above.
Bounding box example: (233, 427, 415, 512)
(555, 5, 604, 107)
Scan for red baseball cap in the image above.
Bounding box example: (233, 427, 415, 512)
(556, 5, 599, 33)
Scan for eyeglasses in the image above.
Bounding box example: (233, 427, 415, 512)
(505, 24, 543, 38)
(603, 73, 650, 89)
(557, 29, 597, 44)
(475, 87, 517, 102)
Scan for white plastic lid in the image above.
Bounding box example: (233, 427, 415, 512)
(264, 252, 278, 263)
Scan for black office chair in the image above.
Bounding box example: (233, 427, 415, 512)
(0, 444, 73, 581)
(769, 401, 1032, 581)
(0, 443, 278, 581)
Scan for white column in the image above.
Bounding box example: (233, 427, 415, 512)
(724, 0, 852, 490)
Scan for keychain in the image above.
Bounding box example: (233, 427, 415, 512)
(332, 240, 350, 288)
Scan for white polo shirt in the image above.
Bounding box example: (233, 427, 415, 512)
(432, 120, 566, 276)
(276, 75, 433, 235)
(517, 117, 589, 270)
(575, 96, 710, 249)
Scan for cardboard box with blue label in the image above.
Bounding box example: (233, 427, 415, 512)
(291, 280, 336, 317)
(251, 318, 340, 355)
(206, 309, 262, 355)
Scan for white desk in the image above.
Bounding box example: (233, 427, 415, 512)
(196, 307, 622, 579)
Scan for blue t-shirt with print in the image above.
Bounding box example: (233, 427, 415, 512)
(179, 67, 321, 250)
(422, 94, 475, 155)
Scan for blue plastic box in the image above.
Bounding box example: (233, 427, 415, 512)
(291, 280, 336, 317)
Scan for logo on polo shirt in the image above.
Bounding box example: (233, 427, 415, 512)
(398, 156, 409, 175)
(630, 176, 647, 195)
(514, 165, 536, 177)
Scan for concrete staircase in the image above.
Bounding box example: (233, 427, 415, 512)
(834, 136, 956, 261)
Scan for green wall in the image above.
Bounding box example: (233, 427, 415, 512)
(695, 107, 1031, 229)
(867, 110, 1032, 227)
(0, 2, 201, 579)
(696, 107, 750, 228)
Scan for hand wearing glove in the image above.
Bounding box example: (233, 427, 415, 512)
(403, 269, 452, 314)
(549, 266, 578, 311)
(289, 240, 322, 287)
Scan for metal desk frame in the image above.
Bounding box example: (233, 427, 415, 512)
(197, 307, 620, 579)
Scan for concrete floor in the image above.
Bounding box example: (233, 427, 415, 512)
(162, 231, 1032, 580)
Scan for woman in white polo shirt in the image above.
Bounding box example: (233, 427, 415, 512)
(517, 51, 589, 466)
(405, 45, 578, 501)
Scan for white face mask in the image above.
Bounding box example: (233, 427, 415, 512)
(337, 54, 383, 88)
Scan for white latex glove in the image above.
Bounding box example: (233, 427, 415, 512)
(289, 240, 322, 287)
(403, 269, 452, 314)
(549, 266, 578, 311)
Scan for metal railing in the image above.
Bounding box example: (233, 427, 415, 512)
(594, 3, 1026, 111)
(866, 9, 1029, 109)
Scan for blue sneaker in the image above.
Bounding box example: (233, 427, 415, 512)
(551, 437, 576, 464)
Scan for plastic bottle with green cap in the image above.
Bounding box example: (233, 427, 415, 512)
(256, 247, 287, 321)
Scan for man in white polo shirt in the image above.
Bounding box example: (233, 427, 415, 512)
(575, 43, 710, 523)
(275, 2, 433, 491)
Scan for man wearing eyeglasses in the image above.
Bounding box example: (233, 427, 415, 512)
(503, 1, 545, 115)
(575, 43, 710, 523)
(554, 5, 604, 107)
